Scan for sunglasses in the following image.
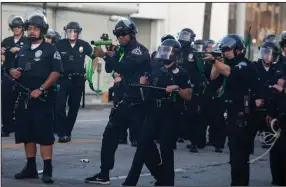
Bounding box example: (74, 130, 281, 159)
(114, 31, 129, 38)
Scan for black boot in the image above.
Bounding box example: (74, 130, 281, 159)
(14, 159, 38, 179)
(42, 159, 54, 183)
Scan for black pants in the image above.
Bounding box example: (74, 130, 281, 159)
(1, 75, 17, 133)
(209, 98, 226, 149)
(100, 99, 145, 173)
(269, 117, 286, 186)
(55, 76, 85, 137)
(14, 92, 55, 145)
(227, 108, 252, 186)
(185, 97, 201, 147)
(124, 102, 177, 186)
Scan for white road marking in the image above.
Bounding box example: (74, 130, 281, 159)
(76, 119, 108, 122)
(109, 168, 186, 180)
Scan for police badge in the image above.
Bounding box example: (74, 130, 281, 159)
(172, 68, 179, 74)
(79, 46, 83, 53)
(34, 50, 42, 61)
(188, 53, 194, 61)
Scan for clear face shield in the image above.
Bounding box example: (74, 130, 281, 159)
(155, 46, 175, 64)
(258, 47, 277, 64)
(193, 44, 204, 52)
(178, 31, 192, 42)
(66, 29, 79, 40)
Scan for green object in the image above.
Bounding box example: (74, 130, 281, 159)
(53, 84, 60, 92)
(245, 26, 252, 59)
(91, 40, 112, 48)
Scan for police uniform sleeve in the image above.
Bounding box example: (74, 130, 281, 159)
(112, 46, 150, 74)
(104, 50, 120, 73)
(51, 47, 64, 73)
(228, 61, 249, 80)
(179, 72, 192, 89)
(85, 42, 95, 59)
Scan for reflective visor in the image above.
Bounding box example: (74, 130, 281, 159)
(178, 31, 192, 42)
(193, 44, 204, 52)
(155, 46, 173, 60)
(66, 29, 78, 40)
(258, 47, 274, 63)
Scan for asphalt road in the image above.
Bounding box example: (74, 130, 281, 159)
(2, 108, 274, 186)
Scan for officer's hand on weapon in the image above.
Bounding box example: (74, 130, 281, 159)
(30, 89, 42, 99)
(139, 76, 148, 85)
(106, 51, 115, 57)
(1, 47, 6, 54)
(114, 72, 122, 83)
(94, 47, 105, 58)
(166, 85, 179, 93)
(9, 69, 22, 79)
(10, 47, 20, 54)
(255, 99, 264, 107)
(202, 53, 215, 61)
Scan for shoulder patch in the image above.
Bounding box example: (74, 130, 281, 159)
(235, 62, 247, 69)
(131, 47, 142, 55)
(53, 51, 61, 60)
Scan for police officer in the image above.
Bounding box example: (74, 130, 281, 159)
(122, 39, 192, 186)
(55, 22, 96, 143)
(9, 11, 63, 183)
(202, 34, 263, 186)
(276, 31, 286, 71)
(151, 34, 175, 76)
(177, 29, 204, 152)
(45, 29, 61, 45)
(249, 41, 282, 150)
(84, 17, 151, 184)
(268, 78, 286, 186)
(1, 15, 29, 137)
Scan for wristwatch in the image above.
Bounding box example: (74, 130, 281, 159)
(39, 87, 45, 92)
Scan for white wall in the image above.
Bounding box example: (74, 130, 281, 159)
(132, 3, 230, 47)
(210, 3, 230, 42)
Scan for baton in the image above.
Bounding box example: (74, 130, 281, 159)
(4, 73, 46, 102)
(129, 83, 179, 92)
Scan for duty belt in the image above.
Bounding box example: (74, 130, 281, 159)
(155, 98, 174, 108)
(63, 73, 85, 79)
(18, 92, 48, 110)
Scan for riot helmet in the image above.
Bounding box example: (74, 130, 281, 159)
(155, 39, 181, 65)
(263, 34, 276, 43)
(46, 29, 61, 44)
(178, 28, 196, 47)
(279, 31, 286, 49)
(258, 41, 279, 64)
(64, 21, 82, 41)
(113, 17, 138, 37)
(9, 16, 25, 30)
(25, 11, 49, 41)
(161, 34, 175, 43)
(219, 34, 246, 59)
(192, 39, 206, 52)
(205, 39, 215, 52)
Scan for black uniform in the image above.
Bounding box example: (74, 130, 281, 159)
(179, 46, 203, 150)
(124, 64, 191, 186)
(268, 86, 286, 186)
(214, 35, 263, 186)
(1, 35, 29, 135)
(84, 34, 151, 184)
(249, 60, 283, 149)
(55, 38, 93, 139)
(11, 41, 63, 145)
